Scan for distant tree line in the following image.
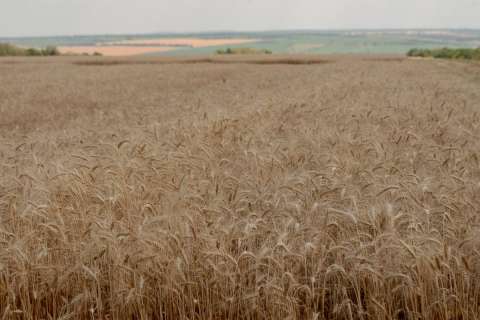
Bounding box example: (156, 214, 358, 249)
(0, 43, 104, 57)
(407, 47, 480, 60)
(0, 43, 60, 56)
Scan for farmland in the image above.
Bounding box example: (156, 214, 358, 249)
(1, 55, 480, 319)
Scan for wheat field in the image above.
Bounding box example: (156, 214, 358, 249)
(1, 55, 480, 319)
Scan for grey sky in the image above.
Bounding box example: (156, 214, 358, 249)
(1, 0, 479, 37)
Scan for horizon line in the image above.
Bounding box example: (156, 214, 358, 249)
(1, 27, 480, 39)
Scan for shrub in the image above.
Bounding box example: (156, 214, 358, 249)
(406, 48, 419, 57)
(41, 45, 60, 56)
(432, 48, 453, 59)
(407, 48, 432, 58)
(26, 48, 43, 56)
(0, 43, 25, 56)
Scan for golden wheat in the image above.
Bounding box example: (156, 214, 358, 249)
(0, 55, 480, 319)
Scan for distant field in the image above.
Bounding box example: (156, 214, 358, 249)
(1, 55, 480, 319)
(59, 38, 259, 56)
(103, 37, 259, 47)
(2, 29, 479, 56)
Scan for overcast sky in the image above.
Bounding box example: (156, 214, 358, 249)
(1, 0, 479, 37)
